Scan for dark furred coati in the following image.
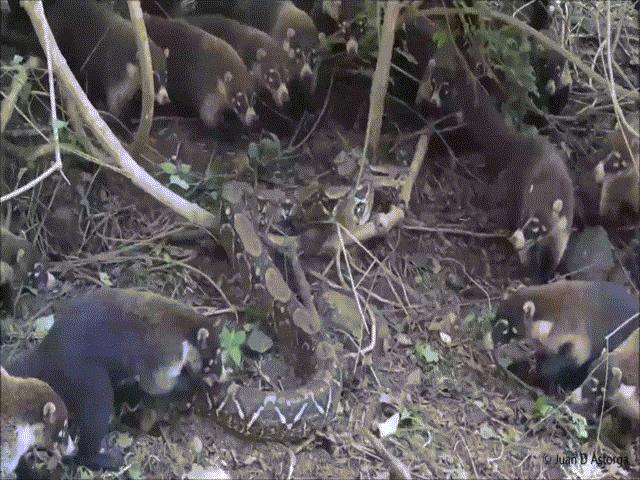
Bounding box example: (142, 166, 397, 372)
(593, 112, 640, 223)
(143, 13, 258, 129)
(490, 281, 639, 394)
(183, 14, 291, 107)
(44, 0, 170, 118)
(1, 367, 74, 478)
(429, 72, 574, 283)
(5, 289, 221, 471)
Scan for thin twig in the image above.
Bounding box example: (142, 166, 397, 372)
(1, 57, 39, 133)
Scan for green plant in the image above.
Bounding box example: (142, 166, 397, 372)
(219, 326, 246, 368)
(415, 342, 439, 366)
(158, 160, 197, 192)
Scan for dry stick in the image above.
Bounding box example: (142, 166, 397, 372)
(418, 6, 639, 103)
(357, 0, 403, 184)
(21, 0, 216, 228)
(127, 0, 154, 156)
(400, 132, 430, 206)
(0, 57, 39, 133)
(1, 5, 65, 205)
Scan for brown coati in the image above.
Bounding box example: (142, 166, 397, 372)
(431, 71, 574, 282)
(228, 1, 321, 88)
(490, 281, 639, 393)
(0, 226, 43, 312)
(143, 13, 258, 129)
(44, 0, 170, 118)
(1, 367, 74, 478)
(593, 112, 640, 222)
(571, 328, 639, 437)
(183, 15, 291, 107)
(5, 289, 221, 471)
(304, 0, 363, 54)
(530, 29, 571, 118)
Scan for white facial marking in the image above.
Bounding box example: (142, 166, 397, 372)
(552, 199, 563, 214)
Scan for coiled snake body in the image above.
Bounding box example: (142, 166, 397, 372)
(201, 181, 367, 440)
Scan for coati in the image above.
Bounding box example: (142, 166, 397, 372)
(425, 69, 574, 282)
(1, 367, 74, 478)
(228, 0, 321, 88)
(44, 0, 170, 118)
(491, 281, 639, 393)
(593, 112, 640, 222)
(0, 226, 42, 311)
(5, 289, 220, 471)
(143, 14, 258, 128)
(531, 29, 571, 116)
(571, 328, 639, 435)
(183, 15, 291, 107)
(305, 0, 363, 54)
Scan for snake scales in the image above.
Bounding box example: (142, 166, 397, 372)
(197, 179, 372, 439)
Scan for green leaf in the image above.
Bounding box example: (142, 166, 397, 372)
(160, 162, 177, 175)
(12, 54, 24, 65)
(415, 342, 439, 364)
(169, 174, 190, 190)
(230, 348, 241, 367)
(534, 396, 554, 417)
(432, 30, 449, 49)
(98, 271, 112, 287)
(179, 163, 192, 174)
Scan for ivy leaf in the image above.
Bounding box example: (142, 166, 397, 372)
(160, 162, 177, 175)
(415, 342, 439, 364)
(534, 396, 554, 417)
(432, 29, 449, 49)
(169, 174, 189, 190)
(98, 271, 112, 287)
(179, 163, 192, 174)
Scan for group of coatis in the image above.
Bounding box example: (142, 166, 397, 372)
(1, 0, 639, 476)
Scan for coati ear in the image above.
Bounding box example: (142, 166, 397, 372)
(164, 47, 170, 58)
(287, 27, 296, 39)
(43, 401, 57, 424)
(522, 300, 535, 321)
(318, 32, 326, 42)
(611, 366, 623, 384)
(224, 71, 233, 83)
(552, 199, 563, 214)
(197, 328, 209, 350)
(256, 48, 267, 62)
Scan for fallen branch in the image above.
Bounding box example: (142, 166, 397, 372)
(21, 0, 216, 228)
(400, 132, 430, 206)
(127, 0, 154, 155)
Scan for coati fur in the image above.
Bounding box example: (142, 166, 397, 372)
(5, 289, 220, 471)
(143, 13, 258, 128)
(1, 367, 74, 478)
(531, 29, 571, 116)
(228, 0, 321, 87)
(571, 328, 639, 437)
(184, 15, 291, 107)
(491, 280, 639, 393)
(304, 0, 362, 54)
(44, 0, 170, 118)
(429, 71, 574, 282)
(593, 112, 640, 223)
